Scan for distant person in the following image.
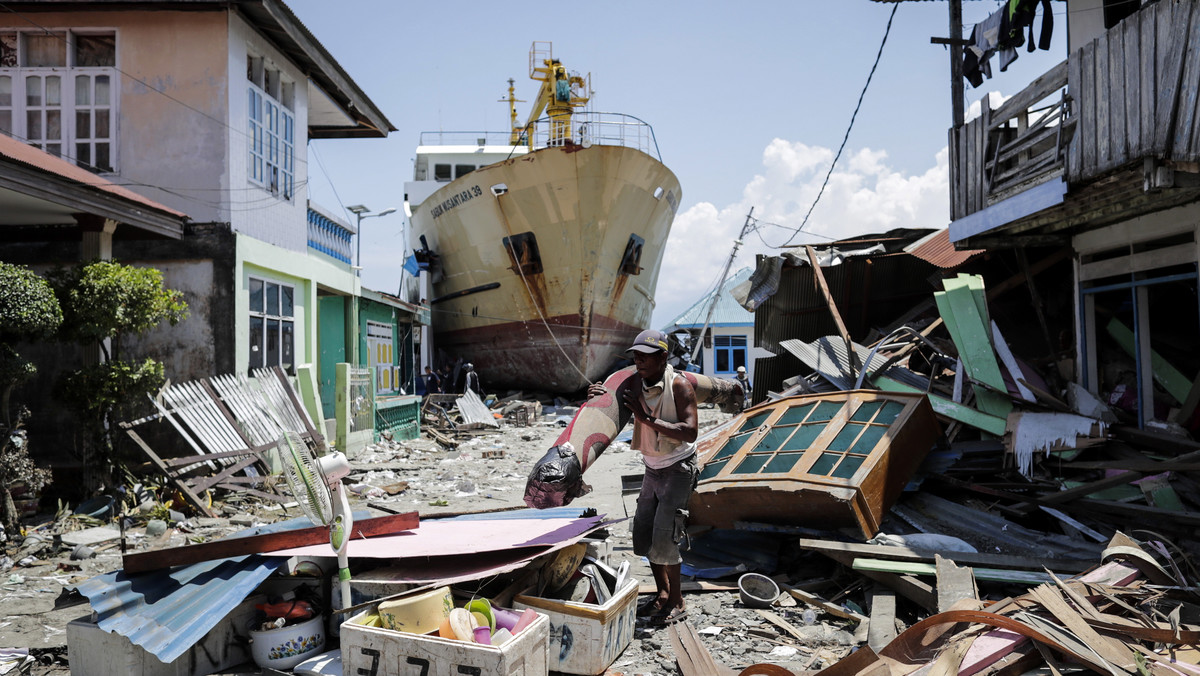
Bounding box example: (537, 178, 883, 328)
(464, 363, 483, 397)
(440, 363, 455, 394)
(423, 366, 442, 395)
(736, 365, 752, 409)
(587, 329, 697, 625)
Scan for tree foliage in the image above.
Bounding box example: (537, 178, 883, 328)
(50, 261, 188, 487)
(0, 263, 59, 526)
(0, 262, 62, 343)
(50, 261, 188, 361)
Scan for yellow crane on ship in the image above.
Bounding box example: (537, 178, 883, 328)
(505, 41, 591, 148)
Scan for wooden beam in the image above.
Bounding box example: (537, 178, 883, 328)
(122, 512, 419, 574)
(806, 245, 861, 376)
(796, 538, 1092, 573)
(819, 549, 937, 611)
(853, 559, 1052, 585)
(936, 554, 978, 612)
(867, 589, 897, 651)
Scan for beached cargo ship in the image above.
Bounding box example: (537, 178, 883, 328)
(404, 42, 680, 393)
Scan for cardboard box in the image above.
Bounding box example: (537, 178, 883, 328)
(513, 579, 637, 675)
(341, 607, 549, 676)
(66, 594, 264, 676)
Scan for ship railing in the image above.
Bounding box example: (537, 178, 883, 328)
(525, 112, 662, 160)
(417, 114, 662, 161)
(417, 130, 519, 147)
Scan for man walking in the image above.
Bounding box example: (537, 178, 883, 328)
(736, 365, 752, 409)
(588, 329, 697, 625)
(423, 366, 442, 395)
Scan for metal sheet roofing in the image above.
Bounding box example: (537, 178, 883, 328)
(779, 335, 931, 392)
(71, 515, 331, 663)
(665, 267, 757, 329)
(905, 228, 985, 269)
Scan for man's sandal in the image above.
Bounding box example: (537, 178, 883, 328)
(636, 597, 667, 618)
(654, 606, 688, 625)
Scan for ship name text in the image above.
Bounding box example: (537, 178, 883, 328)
(431, 185, 483, 219)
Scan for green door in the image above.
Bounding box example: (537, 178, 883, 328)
(318, 295, 346, 420)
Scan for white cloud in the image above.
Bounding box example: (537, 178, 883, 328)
(652, 139, 950, 327)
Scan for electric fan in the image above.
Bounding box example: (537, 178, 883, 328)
(273, 431, 354, 615)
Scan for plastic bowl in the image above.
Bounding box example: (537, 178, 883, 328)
(738, 572, 780, 608)
(249, 615, 326, 670)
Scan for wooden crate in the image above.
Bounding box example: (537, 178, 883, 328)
(341, 607, 548, 676)
(513, 579, 637, 675)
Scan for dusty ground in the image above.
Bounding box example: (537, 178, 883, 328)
(1, 405, 860, 675)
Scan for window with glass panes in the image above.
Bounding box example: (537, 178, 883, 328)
(700, 394, 910, 483)
(248, 277, 295, 373)
(0, 30, 116, 172)
(247, 55, 294, 200)
(713, 334, 747, 374)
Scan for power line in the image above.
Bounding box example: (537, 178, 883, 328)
(779, 3, 899, 248)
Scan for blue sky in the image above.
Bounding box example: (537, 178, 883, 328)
(288, 0, 1067, 328)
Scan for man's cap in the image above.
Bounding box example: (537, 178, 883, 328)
(626, 329, 669, 354)
(737, 365, 746, 373)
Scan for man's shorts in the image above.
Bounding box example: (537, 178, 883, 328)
(632, 454, 698, 565)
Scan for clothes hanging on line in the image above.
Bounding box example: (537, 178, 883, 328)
(962, 0, 1054, 88)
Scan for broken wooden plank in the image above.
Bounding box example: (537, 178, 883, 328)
(669, 619, 736, 676)
(935, 275, 1012, 421)
(806, 245, 861, 377)
(755, 609, 810, 644)
(777, 581, 867, 623)
(122, 512, 419, 574)
(1137, 474, 1185, 511)
(852, 559, 1053, 585)
(1038, 505, 1108, 542)
(121, 426, 216, 518)
(796, 538, 1093, 573)
(990, 321, 1035, 403)
(867, 589, 897, 652)
(1107, 317, 1192, 405)
(936, 554, 977, 612)
(818, 549, 937, 612)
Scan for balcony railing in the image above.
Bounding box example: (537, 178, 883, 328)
(951, 0, 1200, 223)
(307, 207, 354, 264)
(950, 61, 1072, 221)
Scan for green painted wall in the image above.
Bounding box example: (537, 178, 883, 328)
(318, 295, 347, 420)
(359, 297, 417, 395)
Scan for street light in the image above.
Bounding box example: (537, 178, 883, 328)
(347, 204, 396, 276)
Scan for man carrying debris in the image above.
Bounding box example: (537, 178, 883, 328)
(588, 329, 698, 625)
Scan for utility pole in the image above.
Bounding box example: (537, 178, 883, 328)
(689, 207, 754, 366)
(951, 0, 964, 128)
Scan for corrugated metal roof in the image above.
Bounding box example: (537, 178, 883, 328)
(753, 252, 937, 355)
(905, 228, 985, 269)
(779, 335, 931, 392)
(71, 515, 331, 663)
(665, 267, 756, 329)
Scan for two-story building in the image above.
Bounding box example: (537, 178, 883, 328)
(947, 0, 1200, 430)
(0, 0, 421, 461)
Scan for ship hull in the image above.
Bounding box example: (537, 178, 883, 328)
(409, 144, 681, 393)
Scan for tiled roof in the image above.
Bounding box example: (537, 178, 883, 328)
(0, 133, 186, 218)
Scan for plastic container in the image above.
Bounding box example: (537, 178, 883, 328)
(249, 615, 326, 670)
